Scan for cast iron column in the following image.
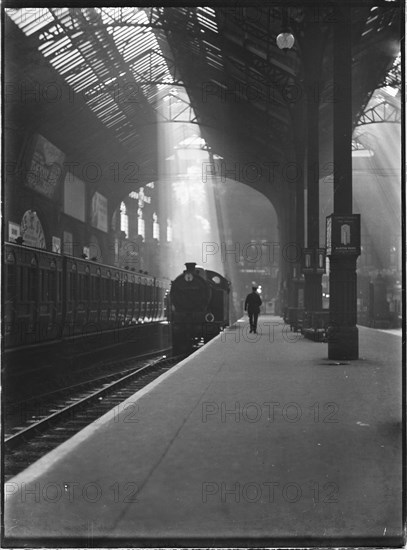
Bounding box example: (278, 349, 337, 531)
(303, 21, 323, 313)
(293, 145, 305, 308)
(287, 179, 298, 309)
(328, 4, 359, 359)
(296, 148, 305, 254)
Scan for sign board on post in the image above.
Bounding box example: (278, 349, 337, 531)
(326, 214, 361, 256)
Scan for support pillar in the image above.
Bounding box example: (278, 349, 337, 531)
(276, 212, 290, 317)
(303, 20, 323, 312)
(291, 147, 305, 309)
(328, 256, 358, 358)
(287, 185, 298, 309)
(304, 273, 322, 311)
(327, 5, 360, 360)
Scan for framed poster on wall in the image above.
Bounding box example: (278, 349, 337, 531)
(91, 192, 108, 232)
(24, 134, 65, 199)
(8, 222, 20, 242)
(64, 172, 85, 221)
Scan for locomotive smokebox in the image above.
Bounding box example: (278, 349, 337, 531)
(185, 262, 197, 272)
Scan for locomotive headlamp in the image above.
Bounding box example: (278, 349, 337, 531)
(276, 32, 295, 50)
(184, 273, 193, 282)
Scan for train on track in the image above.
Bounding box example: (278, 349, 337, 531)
(169, 262, 231, 354)
(4, 242, 170, 349)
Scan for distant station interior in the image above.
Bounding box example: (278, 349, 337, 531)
(3, 2, 403, 547)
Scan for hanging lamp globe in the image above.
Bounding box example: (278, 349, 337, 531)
(276, 32, 295, 50)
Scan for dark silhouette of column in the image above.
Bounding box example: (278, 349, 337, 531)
(327, 4, 360, 360)
(287, 179, 298, 309)
(302, 20, 323, 313)
(289, 143, 305, 310)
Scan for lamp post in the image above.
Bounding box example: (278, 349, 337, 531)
(299, 17, 325, 317)
(276, 8, 325, 320)
(276, 8, 296, 318)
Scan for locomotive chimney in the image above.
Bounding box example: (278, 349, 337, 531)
(185, 262, 197, 272)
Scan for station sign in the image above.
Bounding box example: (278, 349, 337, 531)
(326, 214, 361, 256)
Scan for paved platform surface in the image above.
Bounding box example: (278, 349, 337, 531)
(5, 316, 403, 546)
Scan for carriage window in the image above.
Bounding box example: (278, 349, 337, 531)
(70, 273, 77, 301)
(81, 275, 86, 301)
(77, 275, 82, 300)
(84, 274, 90, 300)
(57, 272, 62, 302)
(49, 270, 56, 302)
(28, 267, 38, 301)
(106, 279, 112, 301)
(19, 267, 26, 301)
(95, 277, 101, 301)
(66, 273, 71, 301)
(113, 280, 119, 300)
(6, 264, 16, 301)
(41, 270, 49, 301)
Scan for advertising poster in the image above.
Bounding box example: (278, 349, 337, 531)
(64, 172, 85, 222)
(8, 221, 20, 242)
(91, 191, 108, 232)
(20, 210, 46, 249)
(25, 134, 65, 199)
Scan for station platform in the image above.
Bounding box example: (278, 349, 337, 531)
(5, 315, 403, 547)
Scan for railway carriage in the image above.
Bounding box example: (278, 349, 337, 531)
(3, 242, 170, 349)
(5, 244, 64, 347)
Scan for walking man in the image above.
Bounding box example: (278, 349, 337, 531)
(244, 286, 262, 334)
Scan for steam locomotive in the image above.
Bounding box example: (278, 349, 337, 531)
(169, 262, 231, 354)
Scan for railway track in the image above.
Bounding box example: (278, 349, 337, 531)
(5, 347, 173, 430)
(5, 352, 185, 479)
